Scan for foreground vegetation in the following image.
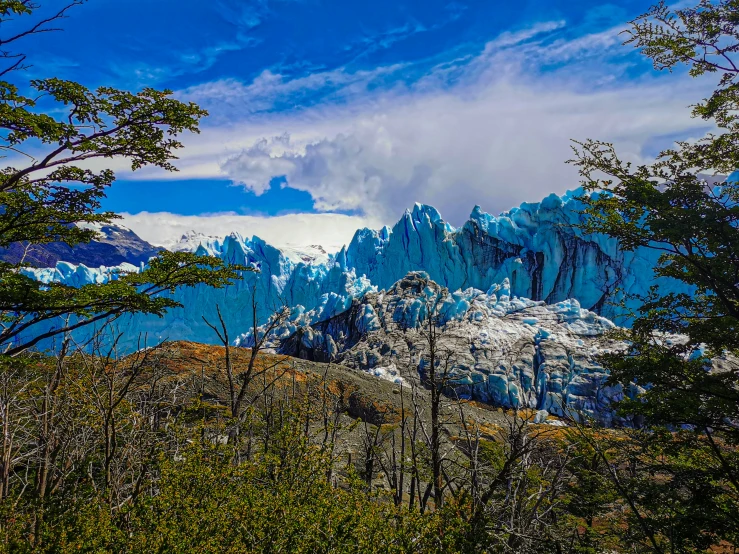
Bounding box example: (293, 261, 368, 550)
(0, 340, 731, 553)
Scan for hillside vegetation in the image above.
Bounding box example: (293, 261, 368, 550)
(0, 339, 725, 553)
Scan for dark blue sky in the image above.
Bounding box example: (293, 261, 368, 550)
(22, 1, 647, 91)
(6, 0, 708, 246)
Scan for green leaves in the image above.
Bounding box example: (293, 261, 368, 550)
(624, 1, 739, 169)
(0, 78, 208, 182)
(0, 1, 34, 18)
(625, 0, 739, 77)
(0, 78, 210, 257)
(572, 1, 739, 549)
(0, 14, 227, 356)
(0, 180, 114, 249)
(0, 252, 250, 356)
(577, 13, 739, 421)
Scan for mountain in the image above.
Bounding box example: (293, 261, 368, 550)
(19, 187, 700, 418)
(0, 223, 161, 268)
(21, 188, 688, 353)
(167, 229, 334, 266)
(342, 193, 665, 323)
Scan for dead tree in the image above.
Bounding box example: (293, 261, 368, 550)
(202, 297, 290, 431)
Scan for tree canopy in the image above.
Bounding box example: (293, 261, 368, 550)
(571, 0, 739, 548)
(0, 1, 246, 355)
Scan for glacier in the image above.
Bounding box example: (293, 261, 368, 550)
(270, 272, 633, 425)
(20, 187, 683, 354)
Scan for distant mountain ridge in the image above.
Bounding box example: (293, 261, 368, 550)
(0, 223, 162, 268)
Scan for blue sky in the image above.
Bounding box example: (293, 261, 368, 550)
(9, 0, 714, 248)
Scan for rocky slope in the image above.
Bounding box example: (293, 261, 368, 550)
(141, 339, 512, 454)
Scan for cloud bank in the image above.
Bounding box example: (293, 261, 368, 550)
(120, 211, 383, 252)
(118, 19, 714, 244)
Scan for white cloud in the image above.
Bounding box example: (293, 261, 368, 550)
(168, 20, 710, 225)
(486, 20, 566, 49)
(46, 19, 716, 236)
(120, 211, 383, 253)
(178, 63, 407, 121)
(109, 36, 259, 89)
(218, 81, 707, 226)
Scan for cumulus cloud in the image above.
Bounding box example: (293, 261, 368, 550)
(119, 211, 383, 252)
(201, 21, 710, 224)
(220, 84, 705, 225)
(116, 18, 715, 231)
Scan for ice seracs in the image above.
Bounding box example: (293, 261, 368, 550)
(274, 272, 628, 425)
(20, 188, 689, 380)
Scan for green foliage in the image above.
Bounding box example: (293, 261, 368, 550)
(0, 78, 207, 171)
(0, 5, 252, 356)
(0, 428, 475, 553)
(0, 1, 34, 17)
(560, 432, 621, 551)
(4, 2, 739, 552)
(564, 427, 739, 552)
(630, 430, 739, 550)
(571, 0, 739, 550)
(0, 76, 207, 254)
(0, 251, 245, 355)
(122, 446, 418, 554)
(572, 0, 739, 441)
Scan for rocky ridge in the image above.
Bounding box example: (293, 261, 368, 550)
(0, 223, 161, 268)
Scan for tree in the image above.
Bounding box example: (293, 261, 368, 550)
(202, 298, 290, 429)
(417, 294, 453, 510)
(392, 284, 459, 512)
(570, 0, 739, 549)
(0, 2, 245, 355)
